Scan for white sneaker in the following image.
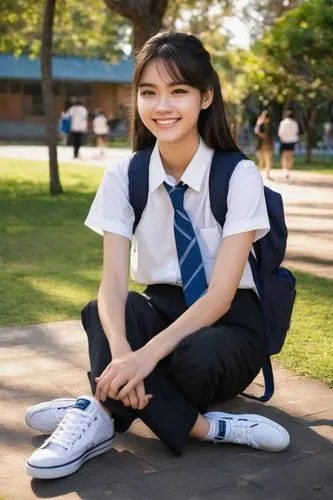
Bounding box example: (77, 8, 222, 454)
(25, 398, 75, 434)
(26, 396, 115, 479)
(205, 411, 290, 452)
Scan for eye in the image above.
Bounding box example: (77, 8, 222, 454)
(173, 88, 187, 94)
(140, 90, 155, 96)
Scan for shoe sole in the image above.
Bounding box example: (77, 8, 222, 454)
(26, 435, 115, 479)
(205, 411, 290, 452)
(25, 398, 76, 434)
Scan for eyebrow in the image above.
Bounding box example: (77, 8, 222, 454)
(138, 81, 189, 88)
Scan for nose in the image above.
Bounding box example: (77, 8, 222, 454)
(155, 95, 173, 113)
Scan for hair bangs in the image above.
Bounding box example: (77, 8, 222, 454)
(156, 45, 208, 92)
(153, 47, 201, 90)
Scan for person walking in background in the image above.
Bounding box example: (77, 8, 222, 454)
(323, 120, 333, 152)
(255, 110, 274, 180)
(278, 109, 299, 179)
(68, 99, 88, 159)
(58, 99, 71, 146)
(93, 109, 109, 158)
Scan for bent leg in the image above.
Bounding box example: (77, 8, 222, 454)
(166, 290, 267, 411)
(81, 291, 199, 455)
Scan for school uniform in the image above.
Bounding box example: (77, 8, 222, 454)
(68, 104, 88, 158)
(82, 137, 270, 456)
(278, 117, 299, 151)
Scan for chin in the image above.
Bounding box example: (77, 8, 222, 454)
(154, 128, 191, 144)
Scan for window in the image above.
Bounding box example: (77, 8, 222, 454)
(22, 82, 44, 115)
(0, 80, 9, 93)
(63, 82, 92, 97)
(31, 94, 44, 115)
(10, 81, 21, 93)
(23, 82, 41, 95)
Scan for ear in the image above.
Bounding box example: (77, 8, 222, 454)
(201, 87, 214, 110)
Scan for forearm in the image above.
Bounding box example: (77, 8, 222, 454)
(97, 280, 128, 350)
(145, 286, 232, 362)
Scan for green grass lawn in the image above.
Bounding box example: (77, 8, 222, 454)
(1, 158, 332, 386)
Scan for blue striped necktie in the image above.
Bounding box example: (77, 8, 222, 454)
(164, 181, 208, 306)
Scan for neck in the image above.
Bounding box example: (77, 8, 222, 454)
(158, 133, 200, 182)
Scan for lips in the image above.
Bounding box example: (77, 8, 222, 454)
(153, 118, 181, 127)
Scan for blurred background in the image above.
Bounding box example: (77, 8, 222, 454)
(0, 0, 332, 165)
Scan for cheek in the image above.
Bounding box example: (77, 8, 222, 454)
(137, 97, 154, 125)
(178, 96, 202, 117)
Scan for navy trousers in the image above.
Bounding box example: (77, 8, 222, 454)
(81, 285, 267, 456)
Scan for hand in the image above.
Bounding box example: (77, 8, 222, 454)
(95, 346, 157, 404)
(118, 380, 153, 410)
(95, 341, 151, 409)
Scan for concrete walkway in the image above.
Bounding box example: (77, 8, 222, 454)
(1, 320, 332, 500)
(1, 144, 332, 278)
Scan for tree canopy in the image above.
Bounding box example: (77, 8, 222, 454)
(0, 0, 131, 60)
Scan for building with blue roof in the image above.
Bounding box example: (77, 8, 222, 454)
(0, 54, 134, 140)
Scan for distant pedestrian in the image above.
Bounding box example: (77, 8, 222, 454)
(58, 100, 71, 146)
(93, 109, 109, 157)
(278, 110, 299, 179)
(68, 100, 88, 159)
(323, 120, 333, 152)
(255, 110, 274, 180)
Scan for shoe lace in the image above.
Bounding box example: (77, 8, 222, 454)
(227, 421, 255, 446)
(55, 407, 70, 424)
(49, 410, 93, 450)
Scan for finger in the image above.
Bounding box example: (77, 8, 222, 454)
(96, 378, 110, 401)
(127, 389, 139, 409)
(122, 396, 131, 407)
(135, 383, 146, 410)
(141, 394, 154, 409)
(96, 364, 112, 381)
(117, 377, 140, 400)
(95, 378, 105, 401)
(99, 379, 111, 402)
(110, 374, 129, 398)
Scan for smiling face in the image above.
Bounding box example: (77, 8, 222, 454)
(137, 59, 213, 148)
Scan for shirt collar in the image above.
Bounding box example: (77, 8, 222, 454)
(149, 137, 214, 193)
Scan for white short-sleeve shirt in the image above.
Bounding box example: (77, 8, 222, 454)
(85, 138, 270, 290)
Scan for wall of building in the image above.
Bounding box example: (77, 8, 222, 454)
(0, 79, 132, 139)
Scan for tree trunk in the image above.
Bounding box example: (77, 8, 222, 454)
(41, 0, 63, 195)
(132, 17, 163, 53)
(104, 0, 168, 52)
(306, 103, 317, 164)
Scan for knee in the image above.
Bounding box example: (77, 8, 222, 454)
(172, 329, 222, 380)
(125, 291, 144, 315)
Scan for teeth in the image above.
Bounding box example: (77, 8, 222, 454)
(155, 119, 179, 125)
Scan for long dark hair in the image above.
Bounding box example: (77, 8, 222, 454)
(130, 30, 240, 152)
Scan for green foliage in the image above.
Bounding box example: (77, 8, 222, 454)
(241, 0, 302, 41)
(258, 0, 333, 99)
(0, 0, 131, 60)
(165, 0, 232, 34)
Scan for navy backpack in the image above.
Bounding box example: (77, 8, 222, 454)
(128, 148, 297, 402)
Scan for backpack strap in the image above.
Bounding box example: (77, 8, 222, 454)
(128, 147, 154, 234)
(241, 356, 275, 402)
(209, 150, 274, 403)
(209, 151, 247, 225)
